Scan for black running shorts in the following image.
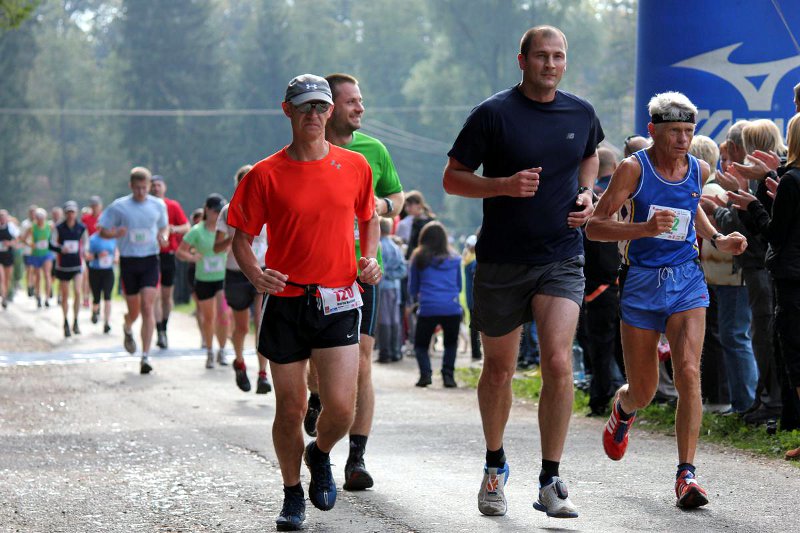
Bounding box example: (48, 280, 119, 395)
(258, 294, 360, 364)
(54, 268, 81, 282)
(472, 255, 585, 337)
(159, 252, 177, 287)
(195, 279, 223, 301)
(120, 255, 160, 295)
(224, 269, 258, 311)
(359, 282, 379, 337)
(88, 267, 115, 303)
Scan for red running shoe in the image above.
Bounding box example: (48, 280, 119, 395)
(675, 470, 709, 508)
(603, 400, 636, 461)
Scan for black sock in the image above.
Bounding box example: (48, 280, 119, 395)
(162, 318, 168, 330)
(349, 434, 368, 456)
(677, 463, 695, 478)
(617, 401, 633, 420)
(309, 441, 329, 463)
(308, 392, 321, 410)
(284, 482, 303, 496)
(485, 446, 506, 468)
(539, 459, 560, 486)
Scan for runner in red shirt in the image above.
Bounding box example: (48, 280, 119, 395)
(81, 196, 103, 308)
(228, 74, 380, 531)
(150, 175, 190, 349)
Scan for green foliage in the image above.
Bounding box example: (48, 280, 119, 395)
(0, 0, 39, 29)
(457, 365, 800, 464)
(3, 0, 639, 229)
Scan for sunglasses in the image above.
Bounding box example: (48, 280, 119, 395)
(294, 101, 331, 114)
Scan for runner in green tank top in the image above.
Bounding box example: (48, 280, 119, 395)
(302, 73, 405, 492)
(21, 208, 54, 308)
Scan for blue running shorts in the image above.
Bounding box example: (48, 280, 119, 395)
(619, 259, 709, 333)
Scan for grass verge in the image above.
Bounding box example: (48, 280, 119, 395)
(456, 366, 800, 464)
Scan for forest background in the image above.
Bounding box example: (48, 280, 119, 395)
(0, 0, 637, 237)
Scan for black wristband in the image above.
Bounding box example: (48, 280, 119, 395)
(710, 232, 723, 249)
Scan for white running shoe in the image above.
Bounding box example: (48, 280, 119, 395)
(478, 463, 509, 516)
(217, 348, 228, 366)
(205, 351, 215, 369)
(533, 476, 578, 518)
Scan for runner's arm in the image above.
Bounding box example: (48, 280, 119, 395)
(357, 211, 381, 284)
(586, 158, 674, 241)
(213, 230, 232, 254)
(442, 157, 541, 199)
(376, 191, 405, 218)
(568, 150, 599, 228)
(232, 229, 287, 294)
(175, 240, 199, 263)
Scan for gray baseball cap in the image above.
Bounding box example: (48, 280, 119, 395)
(63, 200, 78, 212)
(284, 74, 333, 106)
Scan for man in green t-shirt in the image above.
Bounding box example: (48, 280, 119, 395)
(302, 73, 404, 491)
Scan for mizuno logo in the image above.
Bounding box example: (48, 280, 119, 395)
(672, 43, 800, 111)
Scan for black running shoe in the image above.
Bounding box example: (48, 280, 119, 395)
(91, 310, 99, 324)
(63, 320, 71, 338)
(72, 320, 80, 335)
(275, 487, 305, 531)
(103, 323, 111, 334)
(28, 287, 34, 297)
(304, 402, 320, 437)
(36, 297, 42, 308)
(140, 357, 152, 375)
(256, 374, 272, 394)
(304, 441, 337, 511)
(343, 455, 374, 491)
(233, 359, 251, 392)
(123, 329, 137, 354)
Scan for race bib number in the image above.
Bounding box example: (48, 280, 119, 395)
(648, 205, 691, 242)
(35, 239, 49, 250)
(353, 217, 360, 240)
(130, 228, 151, 245)
(98, 254, 113, 268)
(62, 240, 79, 254)
(23, 245, 32, 255)
(251, 241, 267, 265)
(0, 242, 7, 252)
(202, 256, 225, 274)
(319, 281, 363, 316)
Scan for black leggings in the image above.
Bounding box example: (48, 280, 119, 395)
(414, 314, 461, 376)
(88, 268, 114, 304)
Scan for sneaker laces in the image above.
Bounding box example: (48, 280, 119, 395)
(308, 452, 334, 491)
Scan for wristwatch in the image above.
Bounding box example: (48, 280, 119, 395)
(711, 232, 723, 249)
(764, 170, 778, 181)
(577, 186, 591, 195)
(382, 197, 394, 215)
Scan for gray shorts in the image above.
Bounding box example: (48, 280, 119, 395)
(472, 256, 585, 337)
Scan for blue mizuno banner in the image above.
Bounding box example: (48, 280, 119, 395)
(635, 0, 800, 141)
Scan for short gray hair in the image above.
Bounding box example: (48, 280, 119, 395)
(647, 91, 698, 121)
(726, 120, 750, 148)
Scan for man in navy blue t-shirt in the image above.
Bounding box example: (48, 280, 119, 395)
(443, 25, 604, 519)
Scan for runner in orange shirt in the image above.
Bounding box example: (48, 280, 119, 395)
(228, 74, 380, 532)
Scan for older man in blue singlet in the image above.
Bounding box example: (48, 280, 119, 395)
(586, 92, 747, 508)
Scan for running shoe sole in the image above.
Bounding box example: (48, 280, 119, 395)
(343, 462, 374, 491)
(123, 331, 136, 354)
(256, 377, 272, 394)
(676, 486, 709, 508)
